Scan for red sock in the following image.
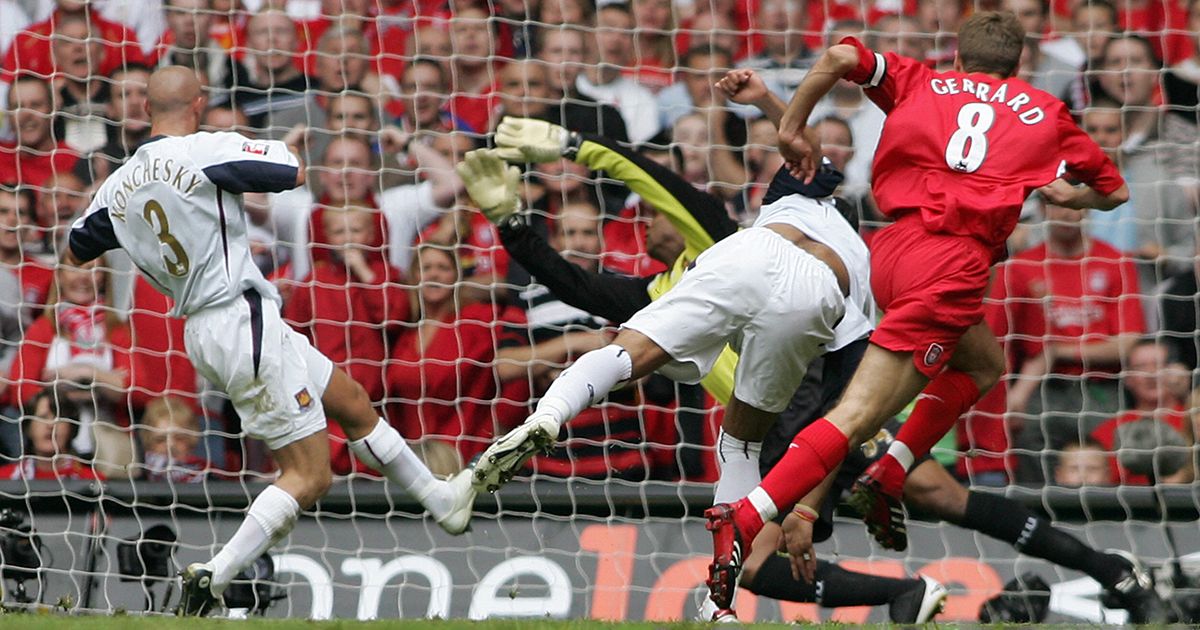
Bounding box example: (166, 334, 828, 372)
(757, 419, 849, 517)
(895, 369, 981, 460)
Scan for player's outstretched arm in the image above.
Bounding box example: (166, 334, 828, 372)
(716, 69, 789, 128)
(778, 44, 860, 183)
(1038, 179, 1130, 210)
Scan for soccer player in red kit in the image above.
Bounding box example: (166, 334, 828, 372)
(704, 11, 1130, 609)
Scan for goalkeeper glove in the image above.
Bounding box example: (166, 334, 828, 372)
(456, 149, 523, 224)
(493, 117, 577, 163)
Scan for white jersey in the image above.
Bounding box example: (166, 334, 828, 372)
(752, 195, 875, 351)
(69, 132, 299, 317)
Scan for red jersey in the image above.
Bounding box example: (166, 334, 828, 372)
(0, 458, 102, 481)
(1091, 408, 1187, 485)
(840, 37, 1123, 255)
(1, 10, 146, 83)
(0, 141, 80, 191)
(988, 239, 1145, 376)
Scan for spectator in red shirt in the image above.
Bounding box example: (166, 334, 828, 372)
(994, 202, 1146, 481)
(137, 395, 207, 483)
(0, 185, 53, 325)
(1051, 437, 1111, 487)
(1089, 339, 1190, 485)
(398, 57, 475, 134)
(629, 0, 677, 91)
(8, 259, 131, 462)
(386, 245, 524, 463)
(0, 76, 79, 192)
(0, 386, 101, 481)
(0, 0, 146, 85)
(446, 6, 496, 134)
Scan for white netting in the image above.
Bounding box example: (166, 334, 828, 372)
(0, 0, 1196, 622)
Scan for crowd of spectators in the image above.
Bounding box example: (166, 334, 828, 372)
(0, 0, 1196, 489)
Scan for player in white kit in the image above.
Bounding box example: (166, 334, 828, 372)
(63, 67, 475, 616)
(464, 120, 873, 618)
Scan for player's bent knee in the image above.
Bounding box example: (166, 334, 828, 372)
(323, 368, 377, 438)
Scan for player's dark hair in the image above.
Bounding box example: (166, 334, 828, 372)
(956, 11, 1025, 77)
(1071, 0, 1117, 24)
(681, 44, 734, 68)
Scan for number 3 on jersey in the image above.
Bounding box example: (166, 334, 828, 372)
(945, 103, 995, 173)
(143, 200, 191, 277)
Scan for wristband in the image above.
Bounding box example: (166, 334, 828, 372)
(792, 504, 818, 523)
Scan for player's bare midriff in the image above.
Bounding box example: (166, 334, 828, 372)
(762, 223, 850, 297)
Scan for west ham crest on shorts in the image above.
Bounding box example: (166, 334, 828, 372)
(923, 343, 944, 367)
(295, 388, 314, 410)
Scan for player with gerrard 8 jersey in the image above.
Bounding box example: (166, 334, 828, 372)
(64, 67, 476, 616)
(704, 11, 1131, 610)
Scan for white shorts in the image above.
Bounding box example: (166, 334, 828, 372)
(185, 290, 334, 451)
(623, 227, 845, 413)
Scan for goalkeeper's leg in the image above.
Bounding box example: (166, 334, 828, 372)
(906, 460, 1169, 622)
(322, 367, 475, 535)
(473, 330, 670, 492)
(180, 431, 331, 616)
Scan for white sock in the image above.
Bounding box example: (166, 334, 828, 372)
(746, 487, 778, 524)
(886, 441, 916, 471)
(534, 344, 633, 428)
(713, 428, 762, 505)
(209, 484, 300, 594)
(348, 418, 452, 517)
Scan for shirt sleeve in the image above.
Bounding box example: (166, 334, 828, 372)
(192, 132, 300, 194)
(1054, 105, 1124, 195)
(68, 202, 120, 263)
(837, 36, 923, 113)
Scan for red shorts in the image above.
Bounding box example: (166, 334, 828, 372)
(869, 215, 992, 378)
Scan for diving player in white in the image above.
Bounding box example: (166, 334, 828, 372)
(63, 67, 476, 616)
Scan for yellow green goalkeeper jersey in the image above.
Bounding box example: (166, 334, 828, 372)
(574, 136, 740, 405)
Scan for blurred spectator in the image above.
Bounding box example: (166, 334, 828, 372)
(1089, 339, 1190, 484)
(285, 205, 408, 403)
(492, 0, 537, 59)
(407, 23, 453, 74)
(576, 3, 662, 145)
(0, 186, 25, 371)
(0, 184, 53, 325)
(1018, 36, 1075, 102)
(34, 171, 87, 255)
(397, 57, 466, 134)
(0, 0, 147, 90)
(0, 1, 32, 59)
(539, 0, 592, 26)
(1064, 0, 1117, 109)
(1, 76, 80, 191)
(1177, 0, 1200, 83)
(0, 386, 100, 481)
(537, 27, 629, 142)
(813, 116, 882, 229)
(493, 58, 551, 123)
(152, 0, 232, 88)
(679, 12, 741, 60)
(658, 46, 747, 197)
(279, 131, 460, 281)
(138, 395, 206, 483)
(386, 245, 524, 463)
(445, 5, 494, 133)
(325, 93, 378, 135)
(1093, 35, 1197, 281)
(994, 202, 1145, 482)
(1052, 437, 1112, 487)
(218, 10, 311, 134)
(738, 0, 814, 95)
(310, 25, 383, 104)
(740, 117, 784, 217)
(630, 0, 677, 91)
(1079, 101, 1137, 254)
(301, 0, 406, 87)
(89, 63, 152, 179)
(48, 12, 110, 153)
(8, 260, 131, 463)
(200, 104, 251, 135)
